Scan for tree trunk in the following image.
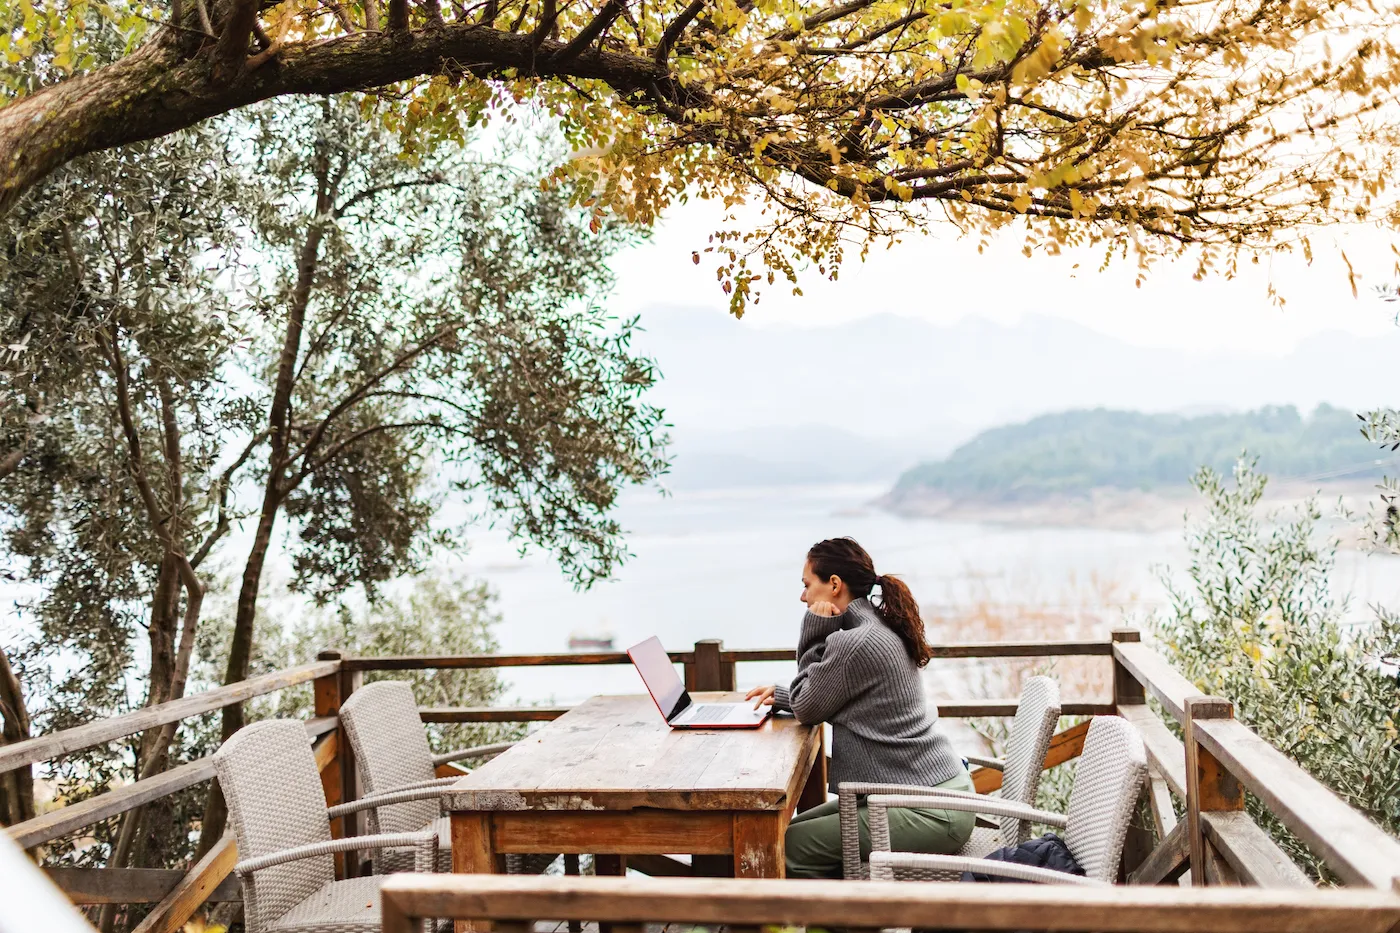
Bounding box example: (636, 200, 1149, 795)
(95, 554, 179, 930)
(195, 160, 332, 857)
(0, 647, 35, 829)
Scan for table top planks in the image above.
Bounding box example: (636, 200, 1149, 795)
(444, 694, 820, 813)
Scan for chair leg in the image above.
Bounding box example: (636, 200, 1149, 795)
(562, 855, 581, 933)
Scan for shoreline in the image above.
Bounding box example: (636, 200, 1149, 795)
(878, 479, 1384, 537)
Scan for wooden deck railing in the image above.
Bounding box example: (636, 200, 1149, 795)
(380, 874, 1400, 933)
(2, 632, 1398, 933)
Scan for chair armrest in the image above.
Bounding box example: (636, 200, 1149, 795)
(866, 794, 1067, 855)
(235, 830, 436, 876)
(327, 785, 454, 819)
(372, 776, 462, 795)
(868, 851, 1106, 886)
(873, 793, 1066, 827)
(835, 782, 985, 879)
(964, 754, 1004, 771)
(431, 741, 516, 767)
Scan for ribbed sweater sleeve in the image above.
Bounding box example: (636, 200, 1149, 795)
(772, 597, 965, 791)
(774, 610, 868, 725)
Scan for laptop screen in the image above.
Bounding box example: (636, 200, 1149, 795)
(627, 636, 687, 720)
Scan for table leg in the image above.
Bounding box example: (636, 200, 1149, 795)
(732, 812, 785, 878)
(691, 854, 732, 877)
(593, 854, 627, 875)
(593, 855, 628, 933)
(796, 731, 828, 814)
(452, 812, 498, 933)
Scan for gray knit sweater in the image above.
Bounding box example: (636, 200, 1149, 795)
(772, 597, 963, 792)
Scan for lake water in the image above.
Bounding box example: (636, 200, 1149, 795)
(451, 482, 1400, 707)
(8, 481, 1399, 717)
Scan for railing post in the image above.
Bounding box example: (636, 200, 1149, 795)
(688, 640, 734, 692)
(1111, 629, 1146, 708)
(1111, 629, 1154, 880)
(1185, 695, 1243, 886)
(316, 650, 362, 878)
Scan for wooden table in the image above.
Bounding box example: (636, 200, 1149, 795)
(445, 693, 824, 889)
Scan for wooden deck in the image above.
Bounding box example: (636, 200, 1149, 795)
(3, 633, 1399, 933)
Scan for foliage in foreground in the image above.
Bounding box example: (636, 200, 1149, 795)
(1153, 460, 1400, 878)
(0, 90, 667, 906)
(4, 0, 1400, 312)
(207, 567, 525, 757)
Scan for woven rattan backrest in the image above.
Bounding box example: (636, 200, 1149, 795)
(340, 680, 439, 835)
(1062, 715, 1147, 882)
(214, 719, 333, 933)
(998, 675, 1062, 843)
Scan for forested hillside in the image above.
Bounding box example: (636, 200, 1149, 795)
(891, 405, 1391, 500)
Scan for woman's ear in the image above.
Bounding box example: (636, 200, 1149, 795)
(828, 575, 843, 596)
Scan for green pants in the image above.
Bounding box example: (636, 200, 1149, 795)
(784, 768, 976, 878)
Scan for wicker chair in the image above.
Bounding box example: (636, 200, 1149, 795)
(866, 714, 1147, 891)
(215, 719, 439, 933)
(837, 675, 1062, 879)
(339, 680, 551, 875)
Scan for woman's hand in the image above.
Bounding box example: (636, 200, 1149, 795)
(807, 600, 841, 617)
(746, 685, 776, 709)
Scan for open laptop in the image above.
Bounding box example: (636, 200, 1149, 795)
(627, 636, 771, 729)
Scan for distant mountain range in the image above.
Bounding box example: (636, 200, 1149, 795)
(888, 405, 1397, 506)
(633, 308, 1400, 489)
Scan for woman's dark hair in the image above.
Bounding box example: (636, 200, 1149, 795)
(807, 537, 933, 668)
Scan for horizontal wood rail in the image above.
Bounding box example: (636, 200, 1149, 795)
(1113, 638, 1400, 892)
(1193, 714, 1400, 889)
(1112, 641, 1198, 724)
(380, 875, 1400, 933)
(45, 868, 241, 905)
(940, 699, 1115, 718)
(1201, 812, 1310, 889)
(343, 652, 676, 671)
(973, 721, 1092, 794)
(347, 640, 1115, 672)
(8, 718, 335, 849)
(0, 662, 337, 774)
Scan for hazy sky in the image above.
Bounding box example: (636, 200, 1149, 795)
(607, 197, 1400, 355)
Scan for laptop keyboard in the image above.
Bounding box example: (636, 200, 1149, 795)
(690, 704, 736, 720)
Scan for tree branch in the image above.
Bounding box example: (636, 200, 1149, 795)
(289, 325, 452, 471)
(655, 0, 704, 64)
(530, 0, 559, 49)
(333, 173, 447, 217)
(302, 419, 469, 476)
(104, 324, 175, 547)
(248, 11, 295, 69)
(212, 0, 260, 84)
(0, 20, 674, 216)
(551, 0, 622, 64)
(0, 449, 23, 482)
(190, 429, 268, 568)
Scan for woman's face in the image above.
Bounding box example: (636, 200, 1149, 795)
(800, 559, 841, 606)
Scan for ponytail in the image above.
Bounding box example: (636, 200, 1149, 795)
(871, 573, 933, 668)
(807, 537, 933, 668)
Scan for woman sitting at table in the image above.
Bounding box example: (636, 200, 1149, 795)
(745, 536, 974, 878)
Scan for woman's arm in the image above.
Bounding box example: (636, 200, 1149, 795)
(775, 613, 871, 724)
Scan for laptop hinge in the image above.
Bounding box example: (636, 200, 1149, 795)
(667, 690, 692, 722)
